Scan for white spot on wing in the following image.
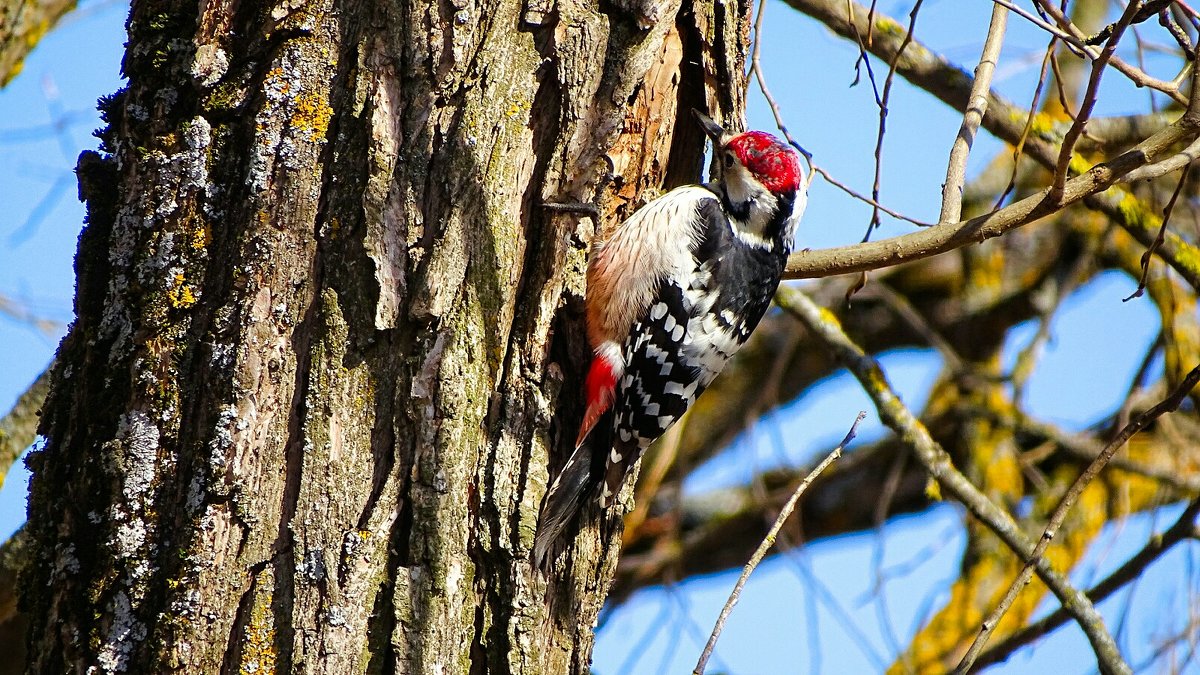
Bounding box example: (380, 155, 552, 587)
(645, 342, 667, 364)
(664, 380, 700, 399)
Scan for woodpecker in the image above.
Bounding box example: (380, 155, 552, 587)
(532, 110, 807, 567)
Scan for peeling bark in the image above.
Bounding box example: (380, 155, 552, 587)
(22, 0, 750, 672)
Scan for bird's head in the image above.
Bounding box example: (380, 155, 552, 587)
(691, 110, 806, 249)
(692, 110, 803, 196)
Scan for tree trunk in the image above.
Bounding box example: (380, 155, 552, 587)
(21, 0, 749, 671)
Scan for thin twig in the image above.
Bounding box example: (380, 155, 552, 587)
(1010, 235, 1100, 404)
(990, 0, 1078, 47)
(1111, 333, 1164, 435)
(1160, 9, 1196, 56)
(811, 166, 932, 226)
(747, 21, 927, 224)
(748, 0, 816, 189)
(954, 363, 1200, 674)
(995, 40, 1055, 211)
(1086, 0, 1172, 46)
(847, 1, 883, 103)
(864, 0, 923, 242)
(1049, 1, 1143, 203)
(868, 448, 909, 657)
(1123, 164, 1192, 301)
(1034, 0, 1188, 105)
(781, 542, 891, 669)
(1010, 411, 1200, 493)
(866, 282, 965, 372)
(1048, 45, 1078, 122)
(941, 4, 1008, 224)
(1129, 17, 1157, 115)
(692, 411, 864, 675)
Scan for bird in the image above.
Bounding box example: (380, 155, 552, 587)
(532, 110, 807, 567)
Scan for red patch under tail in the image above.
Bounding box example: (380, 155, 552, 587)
(576, 354, 619, 448)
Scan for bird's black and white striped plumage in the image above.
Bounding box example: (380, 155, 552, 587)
(533, 113, 806, 567)
(600, 190, 798, 505)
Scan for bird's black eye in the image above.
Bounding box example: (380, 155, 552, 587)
(723, 153, 735, 168)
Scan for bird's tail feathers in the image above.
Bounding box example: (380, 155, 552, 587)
(532, 440, 602, 569)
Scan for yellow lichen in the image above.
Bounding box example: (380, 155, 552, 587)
(167, 274, 197, 308)
(1115, 190, 1161, 232)
(1027, 111, 1056, 136)
(292, 92, 333, 140)
(924, 476, 942, 501)
(874, 16, 904, 36)
(815, 305, 842, 330)
(1067, 153, 1093, 177)
(190, 222, 211, 250)
(1168, 231, 1200, 276)
(239, 572, 277, 675)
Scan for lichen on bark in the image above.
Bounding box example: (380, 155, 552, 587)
(20, 0, 751, 672)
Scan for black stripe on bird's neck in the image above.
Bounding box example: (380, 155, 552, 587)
(763, 189, 796, 247)
(715, 184, 752, 222)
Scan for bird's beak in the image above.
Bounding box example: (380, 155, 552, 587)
(692, 109, 727, 143)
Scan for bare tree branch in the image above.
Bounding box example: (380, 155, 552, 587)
(776, 286, 1132, 675)
(1050, 1, 1143, 203)
(0, 0, 75, 87)
(974, 498, 1200, 670)
(747, 1, 930, 227)
(0, 364, 50, 491)
(990, 0, 1080, 48)
(781, 0, 1200, 290)
(1034, 0, 1189, 103)
(861, 0, 923, 242)
(941, 4, 1008, 223)
(955, 364, 1200, 673)
(784, 110, 1200, 280)
(1125, 164, 1192, 301)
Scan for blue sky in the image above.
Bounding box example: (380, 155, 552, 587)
(0, 0, 1196, 672)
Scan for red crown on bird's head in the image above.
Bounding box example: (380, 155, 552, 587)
(727, 131, 803, 195)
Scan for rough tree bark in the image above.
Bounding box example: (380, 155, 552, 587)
(20, 0, 750, 671)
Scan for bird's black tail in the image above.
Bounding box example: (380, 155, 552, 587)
(532, 445, 595, 568)
(532, 412, 612, 569)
